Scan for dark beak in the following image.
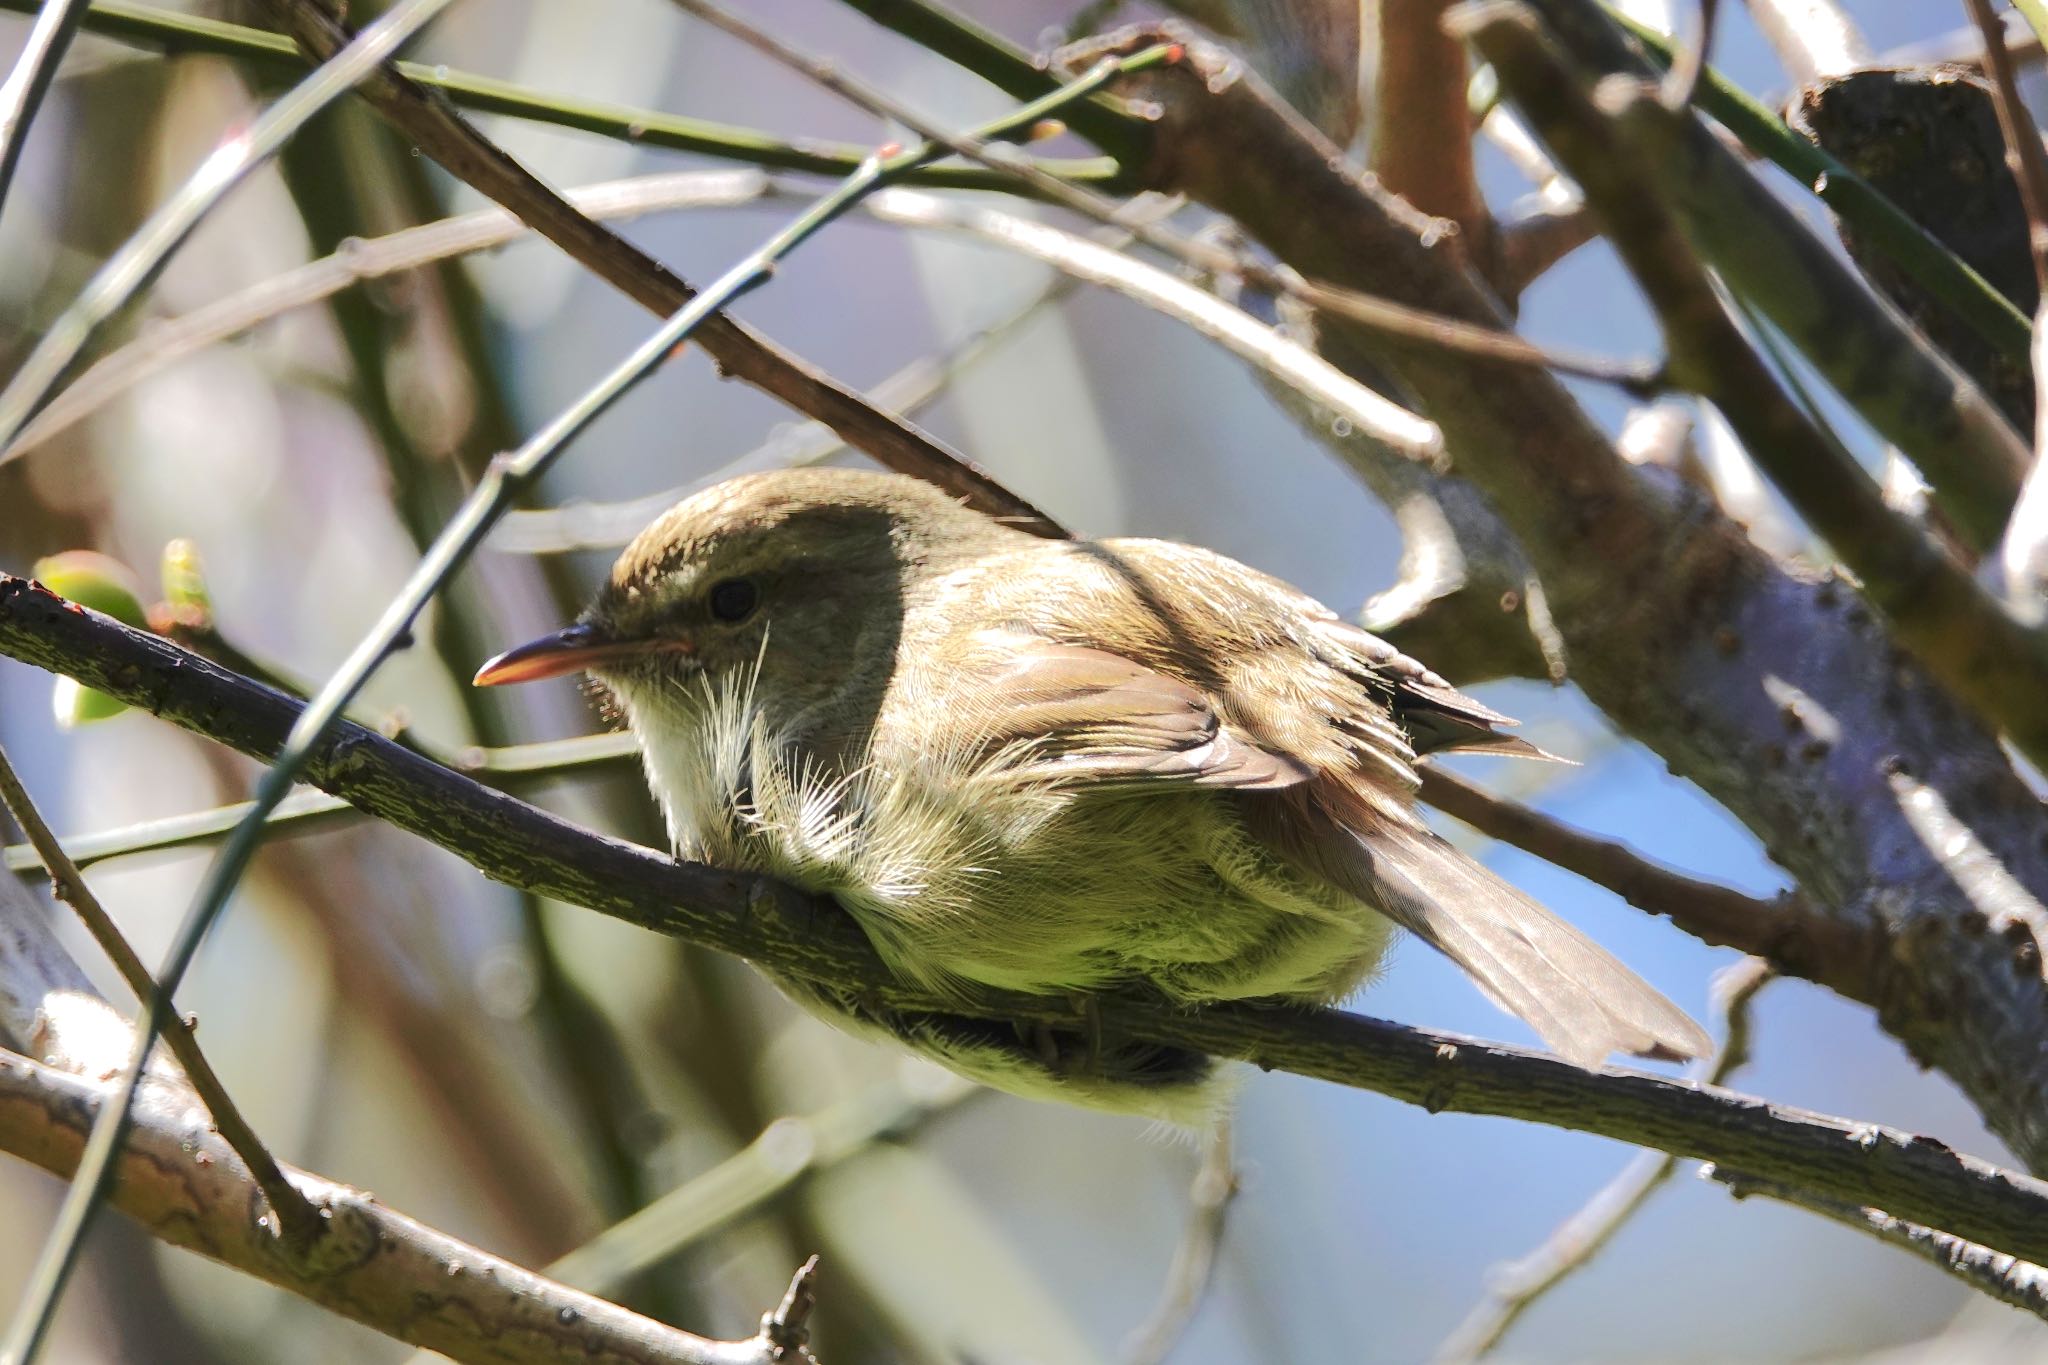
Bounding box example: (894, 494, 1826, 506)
(474, 621, 670, 686)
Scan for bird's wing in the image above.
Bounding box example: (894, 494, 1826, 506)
(948, 632, 1314, 793)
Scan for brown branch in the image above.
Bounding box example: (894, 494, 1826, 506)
(1417, 767, 1879, 996)
(12, 582, 2048, 1267)
(0, 1047, 817, 1364)
(254, 0, 1062, 535)
(1371, 0, 1498, 286)
(0, 746, 324, 1250)
(1965, 0, 2048, 299)
(1496, 200, 1600, 297)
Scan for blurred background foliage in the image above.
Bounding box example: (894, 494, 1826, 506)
(2, 0, 2046, 1361)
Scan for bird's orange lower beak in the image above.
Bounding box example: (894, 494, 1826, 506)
(474, 622, 656, 685)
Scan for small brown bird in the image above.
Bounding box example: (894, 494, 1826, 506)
(477, 469, 1706, 1119)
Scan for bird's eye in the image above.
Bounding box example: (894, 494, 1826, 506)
(707, 577, 759, 623)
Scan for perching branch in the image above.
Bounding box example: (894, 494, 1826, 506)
(9, 579, 2048, 1268)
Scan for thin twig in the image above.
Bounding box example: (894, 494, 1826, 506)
(11, 587, 2048, 1272)
(0, 0, 461, 453)
(0, 0, 89, 216)
(260, 0, 1060, 533)
(1122, 1119, 1237, 1365)
(1415, 765, 1877, 996)
(548, 1070, 976, 1294)
(672, 0, 1668, 396)
(1601, 4, 2034, 372)
(1433, 958, 1773, 1362)
(2006, 302, 2048, 612)
(1, 732, 640, 874)
(1968, 0, 2048, 611)
(1743, 0, 1871, 85)
(0, 745, 322, 1249)
(1706, 1167, 2048, 1322)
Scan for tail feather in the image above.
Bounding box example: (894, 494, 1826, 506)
(1362, 822, 1710, 1066)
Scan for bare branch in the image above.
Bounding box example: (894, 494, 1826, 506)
(0, 0, 88, 213)
(1416, 767, 1878, 995)
(0, 1047, 820, 1364)
(1518, 0, 2032, 556)
(1964, 0, 2048, 299)
(675, 0, 1665, 393)
(10, 581, 2048, 1267)
(1455, 6, 2048, 777)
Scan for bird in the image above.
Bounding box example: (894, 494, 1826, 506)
(476, 468, 1707, 1120)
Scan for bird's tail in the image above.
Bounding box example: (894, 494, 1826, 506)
(1361, 820, 1711, 1065)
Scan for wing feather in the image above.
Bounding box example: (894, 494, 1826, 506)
(961, 635, 1312, 792)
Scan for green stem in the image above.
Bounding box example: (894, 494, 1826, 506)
(0, 0, 1120, 189)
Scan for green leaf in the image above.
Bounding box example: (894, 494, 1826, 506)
(32, 551, 146, 725)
